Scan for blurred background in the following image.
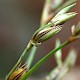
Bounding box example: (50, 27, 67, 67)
(0, 0, 80, 79)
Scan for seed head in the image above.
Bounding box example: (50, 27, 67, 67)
(31, 25, 62, 46)
(30, 4, 77, 46)
(7, 64, 28, 80)
(73, 22, 80, 36)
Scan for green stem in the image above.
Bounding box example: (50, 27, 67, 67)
(6, 42, 33, 79)
(26, 46, 37, 69)
(21, 41, 69, 80)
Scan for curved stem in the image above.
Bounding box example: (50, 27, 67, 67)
(6, 42, 33, 80)
(21, 41, 69, 80)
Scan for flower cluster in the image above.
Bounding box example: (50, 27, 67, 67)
(30, 4, 77, 46)
(7, 64, 28, 80)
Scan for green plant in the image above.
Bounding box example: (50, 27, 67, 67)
(5, 0, 80, 80)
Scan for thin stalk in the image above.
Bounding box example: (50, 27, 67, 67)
(21, 41, 69, 80)
(6, 42, 33, 79)
(26, 46, 37, 69)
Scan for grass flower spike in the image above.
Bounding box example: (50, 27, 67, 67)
(71, 22, 80, 37)
(7, 64, 28, 80)
(31, 25, 62, 46)
(31, 4, 77, 46)
(68, 22, 80, 43)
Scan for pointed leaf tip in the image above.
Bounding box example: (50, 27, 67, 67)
(55, 3, 76, 17)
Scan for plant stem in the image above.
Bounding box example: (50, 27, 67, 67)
(21, 41, 69, 80)
(6, 42, 33, 80)
(26, 46, 37, 69)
